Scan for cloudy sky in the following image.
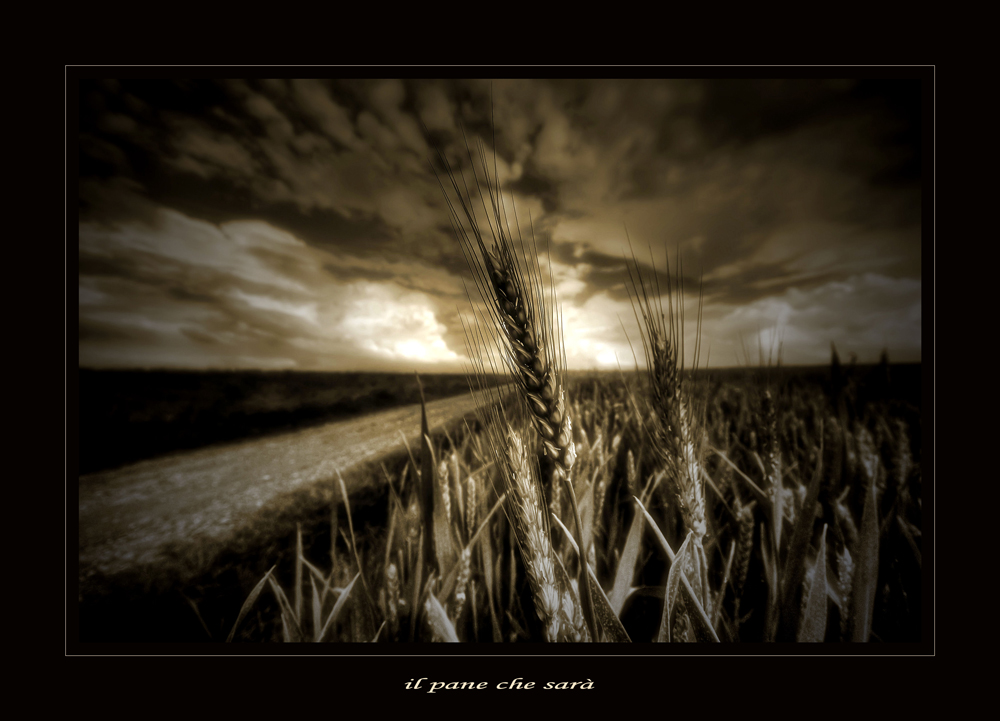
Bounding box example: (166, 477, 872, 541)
(77, 76, 923, 371)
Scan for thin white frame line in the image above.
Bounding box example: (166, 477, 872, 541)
(65, 70, 934, 656)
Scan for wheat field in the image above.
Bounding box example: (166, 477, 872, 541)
(224, 138, 922, 644)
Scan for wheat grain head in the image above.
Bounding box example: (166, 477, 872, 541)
(433, 127, 576, 499)
(624, 242, 708, 541)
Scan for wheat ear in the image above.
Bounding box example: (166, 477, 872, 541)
(625, 241, 708, 541)
(386, 562, 400, 638)
(501, 428, 587, 642)
(434, 130, 576, 496)
(434, 118, 594, 640)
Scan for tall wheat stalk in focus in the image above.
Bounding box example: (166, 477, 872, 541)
(625, 241, 712, 640)
(432, 120, 599, 641)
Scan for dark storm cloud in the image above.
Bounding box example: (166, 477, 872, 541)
(546, 242, 701, 305)
(508, 165, 561, 214)
(77, 75, 923, 370)
(510, 78, 917, 366)
(79, 318, 135, 343)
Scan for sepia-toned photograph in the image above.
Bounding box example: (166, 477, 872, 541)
(70, 71, 930, 650)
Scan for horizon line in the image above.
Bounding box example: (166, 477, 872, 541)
(78, 360, 921, 374)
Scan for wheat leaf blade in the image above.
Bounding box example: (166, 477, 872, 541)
(777, 442, 824, 641)
(294, 524, 303, 624)
(610, 508, 644, 617)
(550, 513, 631, 642)
(317, 571, 361, 642)
(850, 483, 880, 642)
(428, 433, 456, 573)
(226, 565, 276, 642)
(311, 572, 322, 642)
(799, 525, 829, 642)
(424, 592, 460, 642)
(659, 531, 694, 642)
(438, 490, 507, 600)
(267, 576, 303, 642)
(634, 496, 719, 642)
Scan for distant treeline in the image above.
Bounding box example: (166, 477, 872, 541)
(77, 370, 500, 475)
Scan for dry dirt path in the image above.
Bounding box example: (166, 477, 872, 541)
(78, 390, 496, 582)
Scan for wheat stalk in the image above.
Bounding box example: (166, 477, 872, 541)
(625, 242, 708, 543)
(497, 427, 587, 642)
(434, 130, 576, 497)
(733, 499, 756, 604)
(433, 115, 599, 640)
(760, 389, 783, 502)
(465, 473, 477, 540)
(437, 458, 453, 529)
(386, 562, 400, 638)
(837, 545, 854, 637)
(625, 449, 638, 498)
(451, 547, 472, 622)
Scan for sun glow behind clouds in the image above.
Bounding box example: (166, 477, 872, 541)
(339, 282, 464, 364)
(79, 79, 922, 371)
(558, 285, 638, 370)
(79, 205, 919, 370)
(79, 211, 467, 370)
